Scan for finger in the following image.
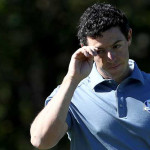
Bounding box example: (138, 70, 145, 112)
(82, 46, 97, 57)
(73, 46, 97, 60)
(81, 47, 93, 58)
(72, 48, 91, 60)
(89, 46, 98, 56)
(83, 50, 90, 57)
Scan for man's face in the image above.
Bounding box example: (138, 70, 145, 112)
(87, 27, 132, 83)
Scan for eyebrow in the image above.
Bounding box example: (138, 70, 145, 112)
(96, 40, 123, 49)
(112, 40, 123, 45)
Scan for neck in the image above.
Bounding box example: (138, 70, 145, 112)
(97, 66, 131, 84)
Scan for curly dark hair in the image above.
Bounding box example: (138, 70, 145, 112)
(77, 3, 130, 45)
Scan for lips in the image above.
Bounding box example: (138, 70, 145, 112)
(109, 64, 120, 69)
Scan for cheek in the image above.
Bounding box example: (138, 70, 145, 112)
(94, 55, 101, 63)
(94, 56, 105, 67)
(117, 46, 129, 60)
(120, 48, 129, 60)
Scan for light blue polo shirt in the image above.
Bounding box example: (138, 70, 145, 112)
(45, 59, 150, 150)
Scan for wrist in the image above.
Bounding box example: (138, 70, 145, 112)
(64, 74, 81, 86)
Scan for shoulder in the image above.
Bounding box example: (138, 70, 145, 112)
(141, 71, 150, 82)
(77, 76, 90, 88)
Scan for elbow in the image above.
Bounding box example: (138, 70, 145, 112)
(30, 134, 58, 149)
(30, 136, 43, 149)
(30, 120, 66, 149)
(30, 136, 41, 149)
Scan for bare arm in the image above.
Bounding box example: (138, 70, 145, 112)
(30, 46, 98, 149)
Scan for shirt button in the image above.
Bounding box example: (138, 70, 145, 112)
(118, 89, 122, 92)
(120, 97, 124, 101)
(119, 104, 123, 107)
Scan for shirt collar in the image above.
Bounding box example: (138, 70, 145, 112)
(88, 59, 144, 89)
(128, 59, 144, 84)
(88, 62, 105, 89)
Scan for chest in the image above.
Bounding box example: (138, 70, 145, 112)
(71, 85, 150, 139)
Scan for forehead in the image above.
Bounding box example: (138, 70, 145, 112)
(87, 27, 126, 47)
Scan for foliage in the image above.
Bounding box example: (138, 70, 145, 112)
(0, 0, 150, 149)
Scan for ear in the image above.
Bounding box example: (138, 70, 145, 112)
(128, 28, 132, 46)
(80, 43, 84, 47)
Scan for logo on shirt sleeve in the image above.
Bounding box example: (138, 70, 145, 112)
(144, 100, 150, 113)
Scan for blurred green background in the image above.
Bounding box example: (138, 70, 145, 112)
(0, 0, 150, 149)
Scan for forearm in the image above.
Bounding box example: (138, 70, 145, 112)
(30, 75, 80, 149)
(30, 46, 95, 149)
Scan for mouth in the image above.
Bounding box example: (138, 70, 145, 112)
(109, 64, 121, 70)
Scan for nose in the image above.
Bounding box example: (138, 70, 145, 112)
(107, 51, 116, 62)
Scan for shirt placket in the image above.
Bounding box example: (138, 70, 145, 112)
(116, 87, 127, 118)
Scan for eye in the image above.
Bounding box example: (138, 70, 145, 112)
(97, 48, 105, 54)
(113, 44, 121, 49)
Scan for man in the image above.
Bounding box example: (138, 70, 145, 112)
(30, 3, 150, 150)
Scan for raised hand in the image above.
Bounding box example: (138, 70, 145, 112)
(67, 46, 98, 81)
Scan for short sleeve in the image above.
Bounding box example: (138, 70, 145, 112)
(45, 85, 60, 106)
(45, 85, 72, 130)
